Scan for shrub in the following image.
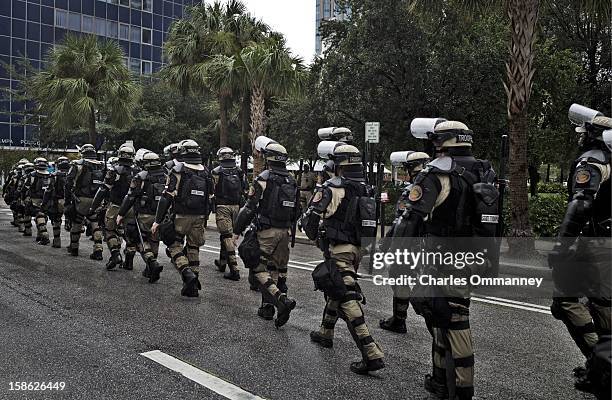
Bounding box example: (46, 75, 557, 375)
(538, 181, 566, 195)
(528, 194, 567, 237)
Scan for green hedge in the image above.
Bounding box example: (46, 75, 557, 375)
(538, 181, 566, 195)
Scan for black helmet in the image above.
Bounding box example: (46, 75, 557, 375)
(178, 139, 202, 164)
(79, 144, 97, 160)
(56, 156, 71, 171)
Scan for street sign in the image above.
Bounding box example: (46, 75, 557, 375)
(365, 122, 380, 143)
(380, 192, 389, 203)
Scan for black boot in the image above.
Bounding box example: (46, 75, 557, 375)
(274, 293, 296, 328)
(106, 250, 122, 270)
(148, 260, 163, 283)
(52, 237, 61, 248)
(142, 263, 151, 279)
(248, 269, 259, 291)
(68, 247, 79, 257)
(223, 265, 240, 281)
(89, 250, 103, 261)
(38, 237, 50, 245)
(122, 252, 135, 270)
(257, 303, 275, 320)
(350, 358, 385, 375)
(180, 268, 200, 297)
(379, 316, 407, 334)
(214, 259, 227, 273)
(309, 331, 333, 348)
(424, 374, 448, 398)
(277, 277, 288, 294)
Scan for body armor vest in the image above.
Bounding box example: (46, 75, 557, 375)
(174, 167, 210, 216)
(137, 170, 166, 215)
(323, 178, 371, 246)
(75, 160, 105, 198)
(214, 166, 243, 205)
(257, 170, 297, 229)
(31, 171, 51, 199)
(109, 165, 134, 205)
(53, 171, 67, 199)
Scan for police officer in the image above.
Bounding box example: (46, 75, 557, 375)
(117, 151, 165, 283)
(548, 104, 611, 396)
(211, 147, 247, 281)
(379, 150, 430, 334)
(23, 157, 52, 245)
(232, 137, 297, 327)
(299, 163, 316, 211)
(91, 144, 137, 269)
(43, 156, 71, 248)
(64, 144, 105, 257)
(303, 144, 385, 374)
(3, 159, 28, 228)
(152, 139, 213, 297)
(163, 143, 180, 174)
(17, 162, 35, 237)
(393, 120, 497, 400)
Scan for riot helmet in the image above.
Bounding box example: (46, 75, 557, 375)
(178, 139, 202, 164)
(430, 121, 473, 149)
(34, 157, 49, 171)
(569, 104, 612, 148)
(23, 162, 35, 173)
(390, 151, 430, 179)
(79, 144, 97, 160)
(56, 156, 71, 171)
(317, 127, 353, 143)
(142, 151, 162, 170)
(163, 143, 179, 161)
(217, 147, 237, 168)
(118, 143, 135, 163)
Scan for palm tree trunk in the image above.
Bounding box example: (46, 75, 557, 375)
(88, 107, 97, 146)
(250, 83, 266, 177)
(240, 94, 250, 174)
(219, 92, 230, 147)
(504, 0, 539, 255)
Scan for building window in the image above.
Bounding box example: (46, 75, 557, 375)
(107, 21, 118, 38)
(82, 15, 94, 33)
(55, 9, 68, 28)
(68, 12, 81, 31)
(122, 57, 128, 67)
(119, 0, 129, 6)
(141, 28, 151, 45)
(129, 58, 140, 74)
(131, 0, 142, 9)
(95, 17, 106, 36)
(119, 23, 129, 40)
(141, 60, 151, 75)
(130, 26, 141, 43)
(142, 0, 152, 12)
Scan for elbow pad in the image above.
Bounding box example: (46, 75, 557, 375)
(558, 196, 592, 240)
(393, 210, 425, 238)
(117, 194, 134, 217)
(234, 206, 255, 235)
(91, 187, 108, 211)
(302, 209, 321, 240)
(154, 193, 173, 224)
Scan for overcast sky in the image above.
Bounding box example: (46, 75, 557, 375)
(223, 0, 317, 64)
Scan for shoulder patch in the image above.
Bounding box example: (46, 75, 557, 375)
(408, 184, 423, 202)
(575, 169, 591, 184)
(427, 156, 453, 172)
(312, 191, 323, 203)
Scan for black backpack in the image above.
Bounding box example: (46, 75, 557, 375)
(177, 169, 210, 215)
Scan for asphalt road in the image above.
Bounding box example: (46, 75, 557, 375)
(0, 206, 596, 400)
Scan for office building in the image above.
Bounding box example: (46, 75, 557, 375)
(315, 0, 350, 55)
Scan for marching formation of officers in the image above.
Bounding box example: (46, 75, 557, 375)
(2, 103, 611, 400)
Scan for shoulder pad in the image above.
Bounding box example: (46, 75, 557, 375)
(212, 166, 221, 174)
(74, 159, 84, 166)
(257, 170, 271, 181)
(578, 149, 608, 164)
(137, 170, 148, 180)
(324, 176, 343, 188)
(426, 156, 454, 172)
(165, 160, 175, 168)
(172, 163, 184, 173)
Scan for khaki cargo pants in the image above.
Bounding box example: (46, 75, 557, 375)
(215, 204, 239, 271)
(253, 227, 290, 299)
(135, 213, 160, 263)
(317, 243, 384, 362)
(70, 196, 103, 253)
(29, 198, 49, 241)
(167, 214, 206, 272)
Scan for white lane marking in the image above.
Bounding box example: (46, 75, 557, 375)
(200, 247, 549, 315)
(471, 298, 551, 315)
(482, 296, 551, 311)
(141, 350, 265, 400)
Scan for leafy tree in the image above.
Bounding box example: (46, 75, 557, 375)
(28, 34, 140, 145)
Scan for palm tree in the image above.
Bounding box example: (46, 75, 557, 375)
(241, 34, 306, 175)
(162, 0, 267, 148)
(29, 34, 139, 145)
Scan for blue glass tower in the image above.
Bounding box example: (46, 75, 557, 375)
(0, 0, 198, 148)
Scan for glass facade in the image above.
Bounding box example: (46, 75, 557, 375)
(315, 0, 350, 55)
(0, 0, 197, 148)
